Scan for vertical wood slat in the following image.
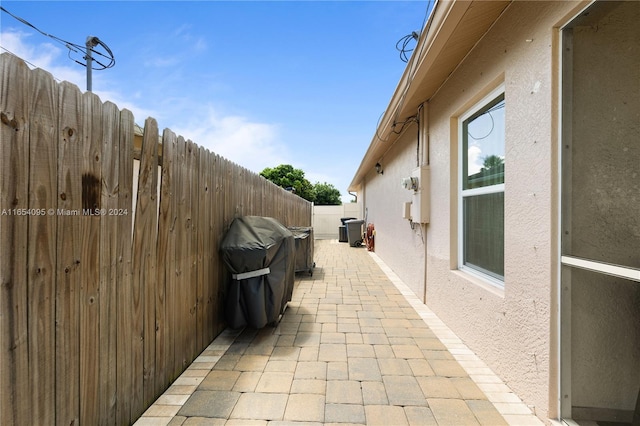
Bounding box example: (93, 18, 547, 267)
(27, 67, 58, 425)
(186, 140, 197, 364)
(204, 149, 216, 342)
(174, 135, 188, 373)
(164, 130, 179, 382)
(116, 109, 135, 425)
(182, 140, 198, 362)
(56, 80, 83, 426)
(155, 128, 174, 395)
(213, 154, 225, 332)
(183, 139, 192, 367)
(194, 145, 201, 358)
(79, 91, 102, 425)
(225, 161, 233, 226)
(196, 147, 205, 350)
(132, 118, 159, 413)
(100, 101, 121, 423)
(237, 166, 244, 216)
(0, 52, 31, 426)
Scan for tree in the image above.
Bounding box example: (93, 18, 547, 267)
(260, 164, 315, 202)
(313, 182, 342, 205)
(260, 165, 343, 205)
(481, 154, 504, 171)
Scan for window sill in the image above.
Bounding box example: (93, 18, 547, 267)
(451, 268, 505, 299)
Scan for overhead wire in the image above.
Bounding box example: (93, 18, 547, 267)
(0, 6, 79, 51)
(0, 46, 62, 82)
(0, 6, 115, 70)
(396, 32, 419, 63)
(374, 110, 390, 143)
(390, 115, 418, 135)
(376, 0, 436, 144)
(420, 0, 434, 32)
(373, 110, 418, 144)
(467, 102, 505, 141)
(395, 0, 436, 116)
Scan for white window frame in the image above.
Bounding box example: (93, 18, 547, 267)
(457, 84, 506, 288)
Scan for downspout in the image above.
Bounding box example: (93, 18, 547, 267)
(420, 101, 430, 304)
(348, 191, 357, 203)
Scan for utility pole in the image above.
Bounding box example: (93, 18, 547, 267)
(0, 7, 114, 91)
(85, 36, 99, 92)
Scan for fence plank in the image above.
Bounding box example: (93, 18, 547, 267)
(116, 109, 135, 425)
(203, 149, 216, 342)
(26, 67, 58, 425)
(100, 101, 121, 423)
(79, 90, 103, 425)
(186, 140, 197, 364)
(174, 135, 188, 372)
(213, 154, 225, 333)
(195, 147, 205, 350)
(0, 52, 31, 426)
(132, 118, 159, 413)
(155, 129, 169, 394)
(163, 130, 178, 382)
(55, 80, 84, 426)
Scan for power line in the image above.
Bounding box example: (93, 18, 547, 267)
(379, 0, 436, 143)
(467, 102, 505, 141)
(395, 0, 435, 64)
(0, 46, 62, 82)
(421, 0, 436, 33)
(1, 6, 79, 51)
(0, 6, 115, 71)
(395, 32, 419, 63)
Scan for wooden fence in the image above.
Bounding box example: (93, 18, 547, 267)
(0, 52, 312, 425)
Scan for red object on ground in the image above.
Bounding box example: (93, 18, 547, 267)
(365, 223, 375, 252)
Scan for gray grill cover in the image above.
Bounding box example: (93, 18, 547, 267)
(220, 216, 295, 328)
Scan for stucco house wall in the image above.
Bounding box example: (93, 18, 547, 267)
(358, 1, 588, 419)
(362, 124, 426, 299)
(426, 2, 572, 417)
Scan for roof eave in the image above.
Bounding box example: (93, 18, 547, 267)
(349, 0, 511, 192)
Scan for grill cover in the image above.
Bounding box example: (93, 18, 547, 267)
(220, 216, 295, 328)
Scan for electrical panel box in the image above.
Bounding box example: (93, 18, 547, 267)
(402, 201, 412, 220)
(410, 166, 430, 223)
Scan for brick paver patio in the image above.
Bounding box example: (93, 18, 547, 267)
(136, 239, 542, 425)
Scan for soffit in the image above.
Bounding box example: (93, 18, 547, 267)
(349, 0, 511, 192)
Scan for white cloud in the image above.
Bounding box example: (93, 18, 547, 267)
(173, 24, 207, 52)
(1, 29, 85, 87)
(171, 106, 290, 174)
(2, 30, 287, 176)
(92, 88, 157, 123)
(2, 29, 160, 126)
(467, 145, 483, 175)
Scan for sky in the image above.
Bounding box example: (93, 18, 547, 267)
(1, 0, 432, 202)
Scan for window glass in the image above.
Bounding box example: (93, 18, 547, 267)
(463, 192, 504, 279)
(460, 90, 505, 284)
(462, 95, 505, 190)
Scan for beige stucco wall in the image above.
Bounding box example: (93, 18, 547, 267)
(426, 1, 564, 417)
(361, 1, 589, 419)
(362, 123, 427, 300)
